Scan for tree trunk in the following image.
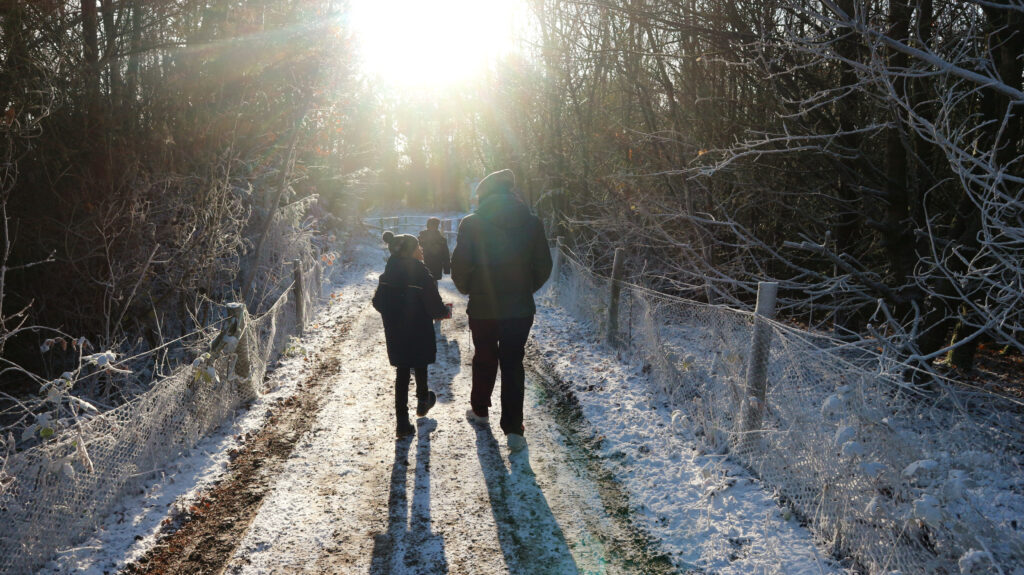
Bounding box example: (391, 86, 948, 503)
(101, 0, 120, 109)
(882, 1, 913, 288)
(832, 0, 865, 334)
(124, 0, 142, 113)
(948, 315, 980, 371)
(913, 192, 981, 379)
(82, 0, 100, 106)
(0, 2, 27, 81)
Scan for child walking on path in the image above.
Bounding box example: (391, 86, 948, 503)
(372, 231, 449, 438)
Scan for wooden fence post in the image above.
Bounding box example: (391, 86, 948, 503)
(227, 303, 255, 393)
(551, 236, 564, 299)
(703, 245, 715, 305)
(313, 261, 322, 303)
(206, 303, 256, 397)
(607, 247, 625, 347)
(293, 259, 305, 336)
(738, 281, 778, 447)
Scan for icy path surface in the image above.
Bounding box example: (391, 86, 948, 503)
(220, 237, 841, 575)
(42, 234, 845, 574)
(220, 267, 675, 573)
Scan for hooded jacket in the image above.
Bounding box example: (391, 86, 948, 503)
(418, 228, 451, 279)
(450, 192, 552, 319)
(372, 255, 447, 367)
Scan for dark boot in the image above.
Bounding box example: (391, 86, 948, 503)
(416, 390, 436, 417)
(396, 420, 415, 439)
(412, 367, 433, 417)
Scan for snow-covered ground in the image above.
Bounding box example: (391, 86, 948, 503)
(38, 230, 847, 574)
(530, 303, 844, 574)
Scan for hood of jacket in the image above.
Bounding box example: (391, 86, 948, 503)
(381, 255, 420, 280)
(476, 192, 533, 230)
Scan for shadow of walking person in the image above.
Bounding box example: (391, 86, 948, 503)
(441, 330, 461, 368)
(430, 330, 462, 405)
(371, 420, 448, 574)
(474, 426, 578, 574)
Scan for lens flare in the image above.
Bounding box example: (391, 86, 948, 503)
(350, 0, 524, 90)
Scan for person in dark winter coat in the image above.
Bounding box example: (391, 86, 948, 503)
(451, 169, 552, 452)
(418, 217, 451, 280)
(372, 231, 449, 438)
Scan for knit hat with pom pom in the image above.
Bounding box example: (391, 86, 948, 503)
(382, 230, 418, 257)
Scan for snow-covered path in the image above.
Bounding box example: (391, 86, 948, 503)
(41, 233, 845, 575)
(220, 245, 678, 574)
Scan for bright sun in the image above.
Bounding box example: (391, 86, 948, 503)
(350, 0, 524, 89)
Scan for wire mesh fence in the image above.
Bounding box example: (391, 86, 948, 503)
(367, 215, 462, 248)
(0, 260, 324, 574)
(5, 216, 1020, 573)
(548, 242, 1024, 574)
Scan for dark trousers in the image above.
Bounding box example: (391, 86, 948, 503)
(469, 316, 534, 436)
(395, 366, 428, 423)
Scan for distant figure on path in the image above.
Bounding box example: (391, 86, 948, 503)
(418, 217, 451, 281)
(373, 231, 449, 438)
(451, 169, 552, 452)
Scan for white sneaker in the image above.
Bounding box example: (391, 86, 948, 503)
(465, 409, 489, 425)
(507, 434, 527, 452)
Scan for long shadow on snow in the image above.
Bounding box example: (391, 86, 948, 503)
(526, 359, 700, 574)
(429, 326, 462, 405)
(370, 419, 448, 574)
(474, 424, 579, 574)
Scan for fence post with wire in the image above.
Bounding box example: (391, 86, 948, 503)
(294, 259, 305, 336)
(735, 281, 777, 454)
(537, 233, 1024, 574)
(0, 258, 325, 574)
(607, 247, 625, 347)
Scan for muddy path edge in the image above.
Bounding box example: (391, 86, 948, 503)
(525, 348, 701, 574)
(120, 321, 351, 575)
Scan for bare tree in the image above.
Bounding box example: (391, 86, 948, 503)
(484, 0, 1022, 384)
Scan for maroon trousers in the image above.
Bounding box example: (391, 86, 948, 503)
(468, 316, 534, 436)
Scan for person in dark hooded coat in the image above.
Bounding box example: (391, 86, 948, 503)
(451, 169, 552, 452)
(418, 217, 451, 280)
(372, 231, 449, 438)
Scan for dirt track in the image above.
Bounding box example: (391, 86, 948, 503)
(122, 324, 350, 575)
(120, 246, 684, 575)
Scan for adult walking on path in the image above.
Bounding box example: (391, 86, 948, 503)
(451, 169, 552, 452)
(418, 217, 451, 280)
(70, 235, 838, 575)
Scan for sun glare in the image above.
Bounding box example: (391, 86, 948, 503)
(350, 0, 524, 90)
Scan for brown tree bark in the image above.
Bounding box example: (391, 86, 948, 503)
(101, 0, 120, 109)
(124, 0, 143, 113)
(882, 0, 914, 287)
(82, 0, 100, 106)
(831, 0, 867, 334)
